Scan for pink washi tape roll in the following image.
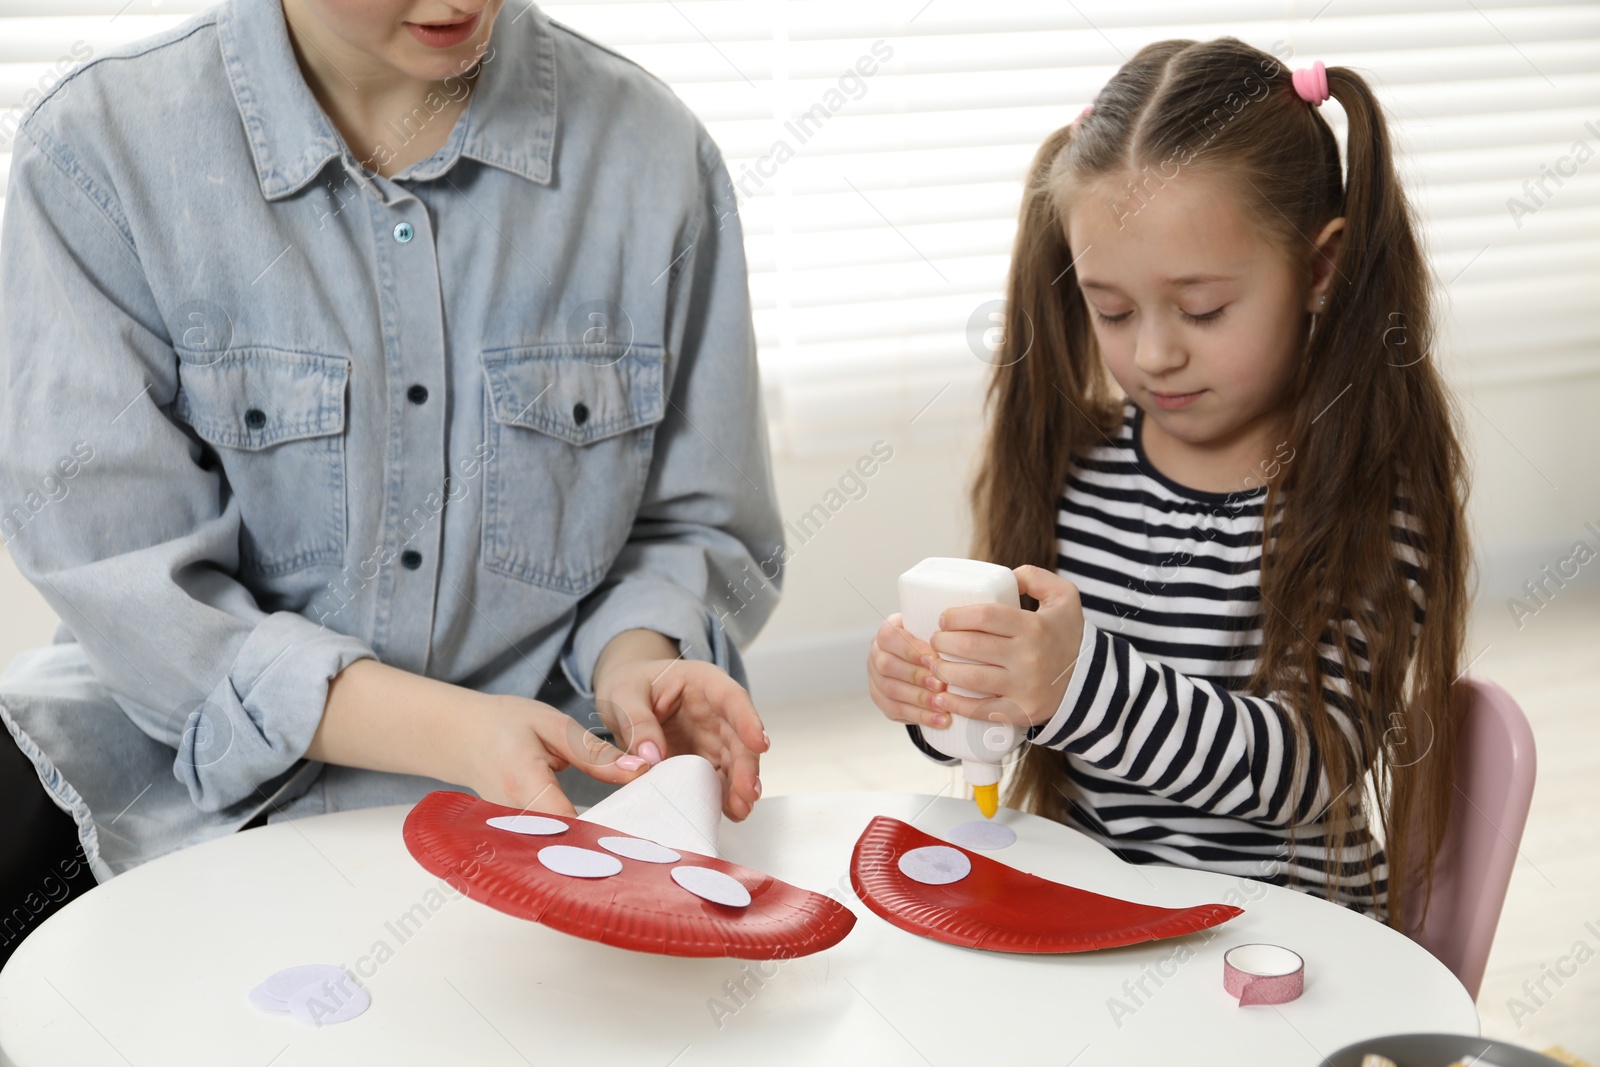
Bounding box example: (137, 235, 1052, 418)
(1223, 943, 1305, 1005)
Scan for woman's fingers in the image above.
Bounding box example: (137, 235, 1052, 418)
(650, 661, 770, 759)
(686, 679, 762, 820)
(524, 765, 579, 818)
(645, 663, 765, 820)
(698, 668, 769, 758)
(658, 703, 759, 822)
(534, 705, 651, 786)
(594, 671, 670, 766)
(503, 760, 579, 818)
(721, 719, 761, 821)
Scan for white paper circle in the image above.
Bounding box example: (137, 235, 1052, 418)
(287, 976, 371, 1027)
(598, 836, 681, 864)
(538, 845, 623, 878)
(945, 820, 1017, 851)
(248, 964, 348, 1011)
(670, 865, 752, 907)
(486, 814, 568, 836)
(250, 965, 369, 1026)
(898, 845, 972, 885)
(248, 984, 287, 1012)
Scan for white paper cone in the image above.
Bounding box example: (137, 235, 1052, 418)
(577, 754, 723, 858)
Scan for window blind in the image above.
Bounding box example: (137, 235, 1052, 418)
(3, 1, 1597, 456)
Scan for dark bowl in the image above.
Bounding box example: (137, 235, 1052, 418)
(1321, 1032, 1569, 1067)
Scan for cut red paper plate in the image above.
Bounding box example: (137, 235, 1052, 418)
(402, 789, 855, 959)
(850, 816, 1243, 953)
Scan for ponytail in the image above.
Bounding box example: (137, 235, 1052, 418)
(1305, 66, 1469, 934)
(977, 120, 1118, 822)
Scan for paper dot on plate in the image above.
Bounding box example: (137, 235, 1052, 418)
(538, 845, 623, 878)
(598, 836, 681, 863)
(898, 845, 971, 885)
(946, 820, 1017, 851)
(671, 865, 751, 907)
(486, 814, 568, 836)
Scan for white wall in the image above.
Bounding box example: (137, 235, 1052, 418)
(1451, 370, 1600, 602)
(739, 421, 981, 706)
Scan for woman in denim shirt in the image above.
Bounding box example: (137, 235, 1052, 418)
(0, 0, 783, 930)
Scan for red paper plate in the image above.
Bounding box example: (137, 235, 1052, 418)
(850, 816, 1243, 953)
(403, 791, 855, 959)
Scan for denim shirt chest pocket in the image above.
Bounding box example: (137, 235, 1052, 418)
(480, 342, 666, 596)
(173, 346, 349, 577)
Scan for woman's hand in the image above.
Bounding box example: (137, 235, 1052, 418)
(591, 629, 770, 821)
(924, 565, 1086, 728)
(453, 696, 651, 816)
(310, 657, 644, 816)
(867, 612, 952, 730)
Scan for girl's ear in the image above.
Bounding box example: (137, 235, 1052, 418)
(1306, 216, 1346, 310)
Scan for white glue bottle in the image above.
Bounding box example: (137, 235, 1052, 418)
(897, 557, 1024, 818)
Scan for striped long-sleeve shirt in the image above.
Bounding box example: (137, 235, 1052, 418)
(911, 401, 1422, 917)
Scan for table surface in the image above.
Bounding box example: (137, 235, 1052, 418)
(0, 792, 1478, 1066)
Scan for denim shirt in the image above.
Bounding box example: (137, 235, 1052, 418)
(0, 0, 782, 877)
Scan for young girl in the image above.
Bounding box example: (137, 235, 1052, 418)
(868, 37, 1469, 928)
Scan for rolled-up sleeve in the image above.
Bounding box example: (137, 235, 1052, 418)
(0, 126, 375, 813)
(559, 132, 784, 700)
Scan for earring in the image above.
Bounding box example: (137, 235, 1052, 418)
(1318, 295, 1327, 308)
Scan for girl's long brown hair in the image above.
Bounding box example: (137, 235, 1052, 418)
(977, 38, 1470, 931)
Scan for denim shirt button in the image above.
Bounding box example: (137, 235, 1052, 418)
(400, 550, 423, 570)
(393, 221, 414, 243)
(572, 401, 589, 425)
(406, 383, 429, 405)
(244, 407, 267, 429)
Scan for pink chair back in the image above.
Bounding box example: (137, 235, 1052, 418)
(1400, 674, 1537, 1000)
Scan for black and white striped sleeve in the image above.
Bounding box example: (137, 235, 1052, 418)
(1028, 616, 1369, 829)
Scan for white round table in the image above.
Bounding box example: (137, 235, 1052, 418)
(0, 792, 1478, 1065)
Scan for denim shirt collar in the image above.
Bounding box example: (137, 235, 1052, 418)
(215, 0, 556, 201)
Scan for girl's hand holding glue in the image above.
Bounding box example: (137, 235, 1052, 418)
(928, 564, 1087, 731)
(887, 559, 1084, 818)
(866, 614, 952, 730)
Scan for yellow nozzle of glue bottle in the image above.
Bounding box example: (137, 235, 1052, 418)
(918, 720, 1017, 819)
(972, 783, 1001, 820)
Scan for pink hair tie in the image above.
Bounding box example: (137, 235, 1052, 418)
(1073, 104, 1093, 125)
(1292, 60, 1329, 105)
